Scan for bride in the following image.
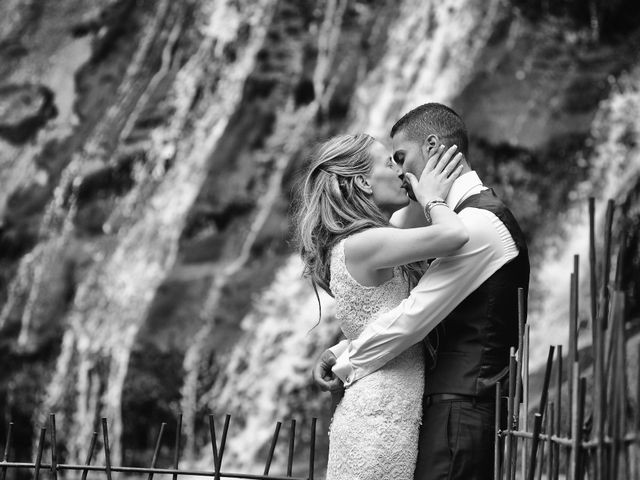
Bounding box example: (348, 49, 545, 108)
(294, 133, 467, 479)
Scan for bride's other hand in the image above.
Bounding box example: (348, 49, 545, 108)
(404, 144, 464, 206)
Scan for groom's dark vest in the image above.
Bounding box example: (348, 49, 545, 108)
(424, 189, 530, 399)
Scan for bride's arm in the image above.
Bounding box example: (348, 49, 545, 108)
(389, 201, 427, 229)
(346, 210, 467, 269)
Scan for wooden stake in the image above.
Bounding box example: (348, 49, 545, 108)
(588, 197, 597, 330)
(600, 200, 614, 330)
(537, 407, 547, 480)
(50, 415, 58, 480)
(495, 382, 502, 480)
(522, 324, 531, 480)
(547, 403, 555, 480)
(81, 431, 98, 480)
(173, 414, 182, 480)
(308, 418, 317, 480)
(540, 346, 556, 417)
(569, 273, 576, 425)
(147, 423, 165, 480)
(208, 415, 219, 472)
(1, 422, 12, 480)
(511, 289, 526, 480)
(568, 365, 581, 480)
(287, 419, 296, 477)
(527, 413, 543, 480)
(214, 415, 231, 480)
(33, 427, 46, 480)
(635, 343, 640, 480)
(263, 421, 282, 475)
(505, 348, 517, 480)
(102, 418, 113, 480)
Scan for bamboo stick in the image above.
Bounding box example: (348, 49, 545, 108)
(507, 429, 638, 446)
(173, 414, 182, 480)
(600, 200, 615, 330)
(609, 288, 627, 480)
(214, 415, 231, 480)
(33, 427, 46, 480)
(510, 288, 526, 480)
(0, 461, 312, 480)
(287, 419, 296, 477)
(540, 346, 555, 417)
(514, 290, 526, 427)
(577, 378, 586, 480)
(547, 403, 555, 480)
(1, 422, 12, 480)
(588, 196, 605, 480)
(102, 418, 113, 480)
(522, 324, 531, 480)
(81, 432, 98, 480)
(635, 343, 640, 480)
(534, 346, 554, 480)
(308, 418, 317, 480)
(588, 197, 597, 332)
(495, 382, 502, 480)
(147, 423, 165, 480)
(527, 413, 543, 480)
(263, 421, 282, 475)
(616, 232, 630, 479)
(505, 348, 517, 480)
(208, 415, 219, 472)
(554, 345, 563, 480)
(569, 273, 576, 425)
(50, 415, 57, 480)
(537, 406, 546, 480)
(569, 365, 581, 480)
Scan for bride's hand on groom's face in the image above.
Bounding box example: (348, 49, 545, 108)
(313, 349, 345, 393)
(405, 144, 464, 206)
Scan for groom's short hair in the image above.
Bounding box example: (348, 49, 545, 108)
(390, 103, 469, 157)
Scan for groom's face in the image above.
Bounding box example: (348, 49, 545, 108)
(391, 130, 428, 179)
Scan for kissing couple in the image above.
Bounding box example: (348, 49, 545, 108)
(294, 103, 530, 480)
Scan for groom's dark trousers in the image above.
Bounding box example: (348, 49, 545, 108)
(413, 190, 529, 480)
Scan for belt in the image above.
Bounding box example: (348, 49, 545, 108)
(424, 393, 492, 407)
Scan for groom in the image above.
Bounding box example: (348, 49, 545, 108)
(313, 103, 530, 480)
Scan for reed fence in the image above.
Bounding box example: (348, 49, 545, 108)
(2, 197, 637, 480)
(495, 198, 638, 480)
(0, 414, 317, 480)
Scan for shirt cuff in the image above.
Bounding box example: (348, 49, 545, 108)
(328, 339, 349, 359)
(332, 349, 356, 386)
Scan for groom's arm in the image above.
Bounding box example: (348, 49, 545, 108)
(332, 207, 518, 386)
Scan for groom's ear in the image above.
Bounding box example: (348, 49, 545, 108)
(424, 134, 439, 151)
(420, 134, 439, 162)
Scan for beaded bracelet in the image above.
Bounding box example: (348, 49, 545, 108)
(423, 198, 448, 224)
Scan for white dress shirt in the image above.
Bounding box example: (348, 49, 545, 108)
(330, 171, 519, 386)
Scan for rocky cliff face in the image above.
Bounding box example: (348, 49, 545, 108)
(0, 0, 639, 477)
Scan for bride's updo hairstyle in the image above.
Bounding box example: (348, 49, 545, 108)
(294, 133, 421, 299)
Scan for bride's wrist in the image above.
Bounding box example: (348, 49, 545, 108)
(422, 197, 448, 224)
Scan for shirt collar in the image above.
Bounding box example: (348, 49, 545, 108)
(445, 170, 485, 209)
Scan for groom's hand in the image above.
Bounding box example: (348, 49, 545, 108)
(312, 349, 344, 392)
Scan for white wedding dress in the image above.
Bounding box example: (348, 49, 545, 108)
(325, 238, 425, 480)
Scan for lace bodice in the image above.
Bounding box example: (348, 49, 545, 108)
(330, 238, 409, 340)
(325, 236, 425, 480)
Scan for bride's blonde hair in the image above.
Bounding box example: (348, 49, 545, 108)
(294, 133, 422, 300)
